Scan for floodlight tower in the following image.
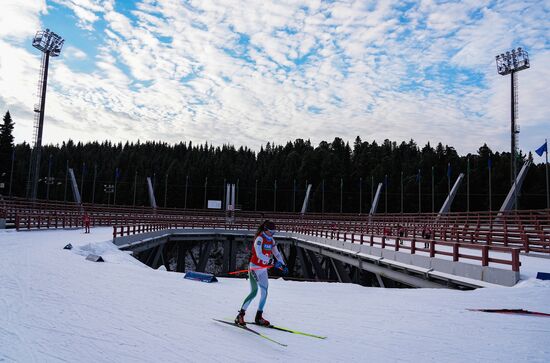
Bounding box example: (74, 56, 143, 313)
(28, 29, 64, 200)
(495, 47, 530, 209)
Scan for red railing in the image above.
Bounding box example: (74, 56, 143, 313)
(112, 221, 521, 272)
(6, 195, 549, 255)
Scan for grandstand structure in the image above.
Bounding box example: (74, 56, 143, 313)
(1, 195, 548, 288)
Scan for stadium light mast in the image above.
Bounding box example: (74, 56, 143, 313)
(28, 29, 64, 200)
(495, 47, 530, 209)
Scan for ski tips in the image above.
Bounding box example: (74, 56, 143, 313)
(213, 319, 288, 347)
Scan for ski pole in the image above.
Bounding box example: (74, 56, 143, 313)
(228, 265, 273, 275)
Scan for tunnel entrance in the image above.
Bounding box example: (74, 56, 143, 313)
(132, 238, 414, 288)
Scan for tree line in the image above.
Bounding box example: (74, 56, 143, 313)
(0, 111, 547, 213)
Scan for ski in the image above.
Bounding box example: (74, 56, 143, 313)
(248, 322, 327, 339)
(467, 308, 550, 317)
(212, 319, 288, 347)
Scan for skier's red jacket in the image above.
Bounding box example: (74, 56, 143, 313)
(250, 232, 283, 267)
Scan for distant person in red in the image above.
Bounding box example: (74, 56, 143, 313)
(83, 212, 91, 234)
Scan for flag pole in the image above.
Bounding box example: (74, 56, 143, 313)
(546, 138, 549, 209)
(488, 155, 493, 212)
(418, 169, 421, 213)
(467, 157, 470, 212)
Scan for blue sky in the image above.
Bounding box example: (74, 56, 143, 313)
(0, 0, 548, 156)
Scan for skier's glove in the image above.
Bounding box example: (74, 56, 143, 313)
(275, 261, 288, 275)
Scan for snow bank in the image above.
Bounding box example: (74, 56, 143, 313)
(1, 228, 549, 362)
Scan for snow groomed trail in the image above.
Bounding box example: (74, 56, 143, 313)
(1, 228, 550, 362)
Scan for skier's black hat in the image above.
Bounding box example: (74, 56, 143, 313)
(263, 220, 276, 231)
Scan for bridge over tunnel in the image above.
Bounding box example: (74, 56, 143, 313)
(113, 228, 516, 289)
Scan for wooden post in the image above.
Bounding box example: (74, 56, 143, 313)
(482, 245, 489, 266)
(453, 243, 459, 262)
(511, 248, 520, 272)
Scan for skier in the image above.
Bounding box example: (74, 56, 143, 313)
(235, 220, 288, 327)
(83, 212, 91, 234)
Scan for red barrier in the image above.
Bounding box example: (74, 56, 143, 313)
(5, 196, 549, 259)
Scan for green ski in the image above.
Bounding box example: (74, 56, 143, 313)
(213, 319, 287, 347)
(248, 322, 327, 339)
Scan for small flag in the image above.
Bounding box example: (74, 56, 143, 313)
(416, 169, 421, 183)
(488, 157, 492, 169)
(535, 141, 547, 157)
(447, 163, 451, 179)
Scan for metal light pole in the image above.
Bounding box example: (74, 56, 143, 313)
(273, 179, 277, 212)
(203, 176, 208, 209)
(64, 160, 68, 202)
(447, 163, 451, 196)
(92, 163, 97, 204)
(236, 178, 239, 208)
(184, 175, 189, 209)
(431, 166, 434, 213)
(223, 178, 226, 209)
(340, 177, 343, 213)
(418, 169, 421, 213)
(113, 168, 119, 205)
(254, 179, 258, 211)
(80, 162, 85, 202)
(370, 175, 374, 204)
(400, 171, 403, 214)
(322, 179, 325, 214)
(293, 179, 296, 212)
(133, 170, 137, 206)
(29, 29, 64, 200)
(496, 47, 530, 210)
(466, 157, 470, 212)
(384, 174, 388, 214)
(359, 177, 362, 214)
(447, 163, 451, 213)
(164, 173, 169, 208)
(487, 155, 493, 212)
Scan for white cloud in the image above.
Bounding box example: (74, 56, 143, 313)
(64, 45, 87, 60)
(0, 0, 47, 41)
(51, 0, 111, 30)
(0, 0, 548, 155)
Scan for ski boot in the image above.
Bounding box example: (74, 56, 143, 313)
(255, 310, 270, 327)
(235, 309, 246, 326)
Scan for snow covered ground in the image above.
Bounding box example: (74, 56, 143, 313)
(1, 227, 550, 362)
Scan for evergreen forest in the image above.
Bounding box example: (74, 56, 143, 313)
(0, 111, 547, 213)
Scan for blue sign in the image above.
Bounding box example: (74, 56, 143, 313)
(184, 271, 218, 283)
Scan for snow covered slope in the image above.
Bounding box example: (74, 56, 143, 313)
(1, 228, 549, 362)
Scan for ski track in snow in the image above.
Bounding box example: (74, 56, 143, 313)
(1, 227, 550, 362)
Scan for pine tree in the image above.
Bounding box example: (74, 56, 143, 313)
(0, 111, 15, 174)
